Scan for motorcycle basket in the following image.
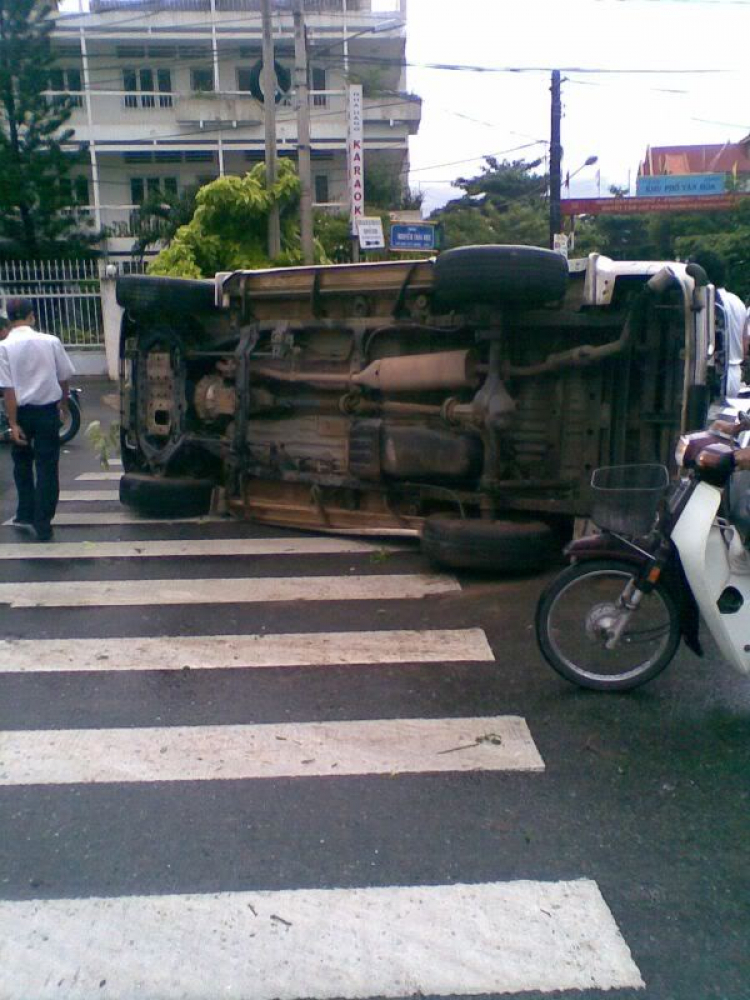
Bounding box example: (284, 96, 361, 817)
(590, 464, 670, 536)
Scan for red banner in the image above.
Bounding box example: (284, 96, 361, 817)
(561, 194, 746, 216)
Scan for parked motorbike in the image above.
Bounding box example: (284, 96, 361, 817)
(535, 419, 750, 690)
(0, 387, 82, 445)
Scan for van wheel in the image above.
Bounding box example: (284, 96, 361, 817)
(434, 245, 568, 308)
(116, 275, 217, 316)
(421, 515, 558, 573)
(119, 473, 215, 517)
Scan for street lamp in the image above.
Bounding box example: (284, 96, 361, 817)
(564, 155, 598, 189)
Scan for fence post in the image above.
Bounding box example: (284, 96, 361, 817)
(100, 267, 123, 382)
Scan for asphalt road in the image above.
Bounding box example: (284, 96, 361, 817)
(0, 379, 748, 1000)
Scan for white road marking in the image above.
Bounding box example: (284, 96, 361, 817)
(3, 512, 213, 526)
(74, 472, 122, 481)
(0, 628, 493, 672)
(0, 717, 542, 784)
(0, 537, 397, 560)
(59, 490, 120, 501)
(0, 880, 644, 998)
(0, 573, 459, 608)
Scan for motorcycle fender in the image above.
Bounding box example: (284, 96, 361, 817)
(565, 534, 703, 657)
(565, 533, 649, 565)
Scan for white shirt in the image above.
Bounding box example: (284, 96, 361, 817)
(717, 289, 748, 399)
(0, 326, 76, 406)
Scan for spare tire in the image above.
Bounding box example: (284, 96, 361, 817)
(116, 275, 217, 316)
(120, 473, 214, 517)
(421, 515, 558, 573)
(434, 245, 568, 308)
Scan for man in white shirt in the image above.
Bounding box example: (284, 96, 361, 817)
(689, 251, 749, 399)
(0, 297, 76, 541)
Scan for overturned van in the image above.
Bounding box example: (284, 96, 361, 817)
(117, 245, 715, 571)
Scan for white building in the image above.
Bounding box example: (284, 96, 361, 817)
(50, 0, 421, 260)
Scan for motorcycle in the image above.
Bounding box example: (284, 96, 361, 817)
(535, 418, 750, 691)
(0, 387, 82, 445)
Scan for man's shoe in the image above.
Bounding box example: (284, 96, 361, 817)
(12, 517, 34, 530)
(34, 526, 54, 542)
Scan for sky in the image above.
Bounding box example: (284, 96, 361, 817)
(397, 0, 750, 215)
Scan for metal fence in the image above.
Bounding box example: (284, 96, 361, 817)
(0, 260, 104, 349)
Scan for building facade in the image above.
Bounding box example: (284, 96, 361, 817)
(50, 0, 421, 260)
(639, 140, 750, 191)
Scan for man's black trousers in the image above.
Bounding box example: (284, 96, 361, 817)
(12, 402, 60, 534)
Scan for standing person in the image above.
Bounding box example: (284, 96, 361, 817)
(689, 251, 749, 399)
(0, 297, 75, 541)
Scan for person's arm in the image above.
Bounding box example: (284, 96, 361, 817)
(53, 340, 75, 411)
(3, 387, 27, 446)
(58, 378, 70, 415)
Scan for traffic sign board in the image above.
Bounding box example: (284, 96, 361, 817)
(390, 223, 437, 252)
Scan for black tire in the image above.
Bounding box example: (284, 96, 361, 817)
(59, 396, 81, 444)
(421, 515, 558, 573)
(119, 472, 214, 517)
(116, 275, 217, 316)
(535, 559, 681, 691)
(434, 244, 568, 308)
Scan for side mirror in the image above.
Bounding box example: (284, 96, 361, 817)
(685, 262, 709, 288)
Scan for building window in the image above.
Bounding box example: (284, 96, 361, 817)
(184, 151, 215, 163)
(312, 67, 327, 107)
(130, 177, 177, 204)
(130, 177, 145, 204)
(314, 174, 329, 204)
(123, 68, 172, 110)
(59, 175, 90, 209)
(237, 67, 253, 94)
(157, 69, 173, 108)
(191, 68, 214, 93)
(48, 68, 83, 109)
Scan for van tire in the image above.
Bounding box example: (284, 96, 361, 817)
(116, 275, 217, 316)
(119, 473, 214, 517)
(434, 245, 568, 308)
(421, 515, 558, 573)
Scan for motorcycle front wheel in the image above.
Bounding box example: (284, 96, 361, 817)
(535, 559, 681, 691)
(59, 396, 81, 444)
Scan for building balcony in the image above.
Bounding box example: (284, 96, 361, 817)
(91, 0, 376, 12)
(363, 93, 421, 134)
(175, 93, 264, 125)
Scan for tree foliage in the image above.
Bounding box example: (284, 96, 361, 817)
(0, 0, 92, 258)
(575, 197, 750, 299)
(430, 157, 750, 300)
(147, 161, 328, 277)
(431, 157, 548, 249)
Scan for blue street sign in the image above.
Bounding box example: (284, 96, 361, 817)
(389, 223, 437, 252)
(635, 173, 726, 198)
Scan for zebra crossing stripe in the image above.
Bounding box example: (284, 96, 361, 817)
(58, 490, 121, 501)
(0, 574, 459, 608)
(74, 472, 122, 481)
(0, 716, 543, 784)
(0, 629, 493, 672)
(3, 512, 213, 526)
(0, 881, 644, 997)
(0, 537, 397, 560)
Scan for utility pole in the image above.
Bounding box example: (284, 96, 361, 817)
(549, 69, 562, 251)
(261, 0, 281, 258)
(294, 0, 314, 264)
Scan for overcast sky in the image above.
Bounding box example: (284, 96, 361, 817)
(398, 0, 750, 215)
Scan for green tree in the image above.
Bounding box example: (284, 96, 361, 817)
(431, 157, 549, 249)
(148, 160, 328, 277)
(132, 184, 201, 261)
(0, 0, 91, 258)
(574, 195, 750, 300)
